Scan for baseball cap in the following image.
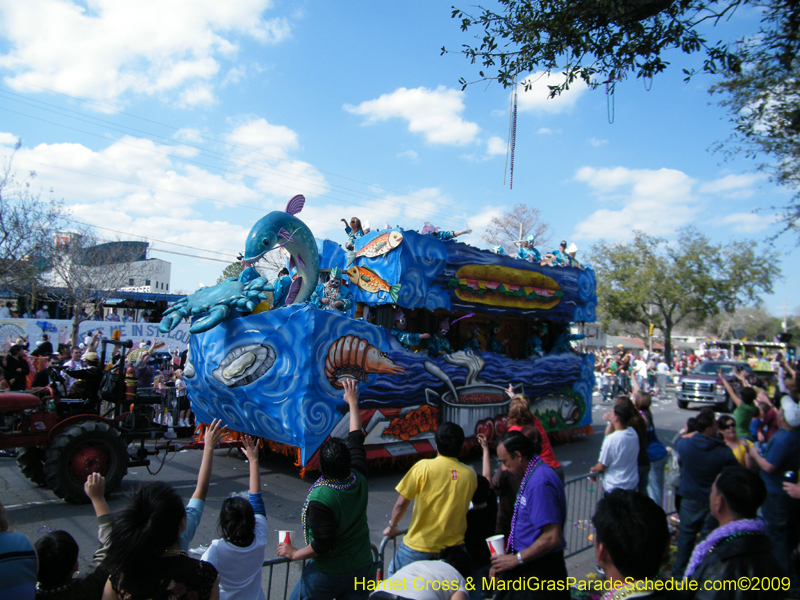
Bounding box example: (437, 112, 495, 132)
(781, 396, 800, 427)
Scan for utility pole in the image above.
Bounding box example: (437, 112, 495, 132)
(783, 299, 788, 333)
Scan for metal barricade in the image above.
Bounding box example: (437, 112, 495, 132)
(260, 544, 381, 600)
(376, 530, 408, 580)
(563, 473, 604, 557)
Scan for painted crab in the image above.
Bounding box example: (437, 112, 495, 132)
(159, 276, 273, 334)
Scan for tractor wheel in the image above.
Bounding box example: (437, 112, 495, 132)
(44, 422, 128, 504)
(17, 447, 46, 485)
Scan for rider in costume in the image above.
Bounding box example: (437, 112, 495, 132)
(391, 309, 430, 350)
(427, 318, 454, 357)
(311, 267, 353, 312)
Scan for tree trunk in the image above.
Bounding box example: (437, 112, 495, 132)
(663, 320, 673, 364)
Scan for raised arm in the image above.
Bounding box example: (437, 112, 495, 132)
(718, 369, 742, 408)
(194, 419, 228, 501)
(343, 379, 361, 433)
(477, 433, 492, 480)
(242, 435, 261, 495)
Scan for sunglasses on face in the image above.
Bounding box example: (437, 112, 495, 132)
(720, 423, 735, 430)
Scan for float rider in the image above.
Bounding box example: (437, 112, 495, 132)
(427, 318, 454, 357)
(311, 266, 353, 312)
(391, 309, 430, 350)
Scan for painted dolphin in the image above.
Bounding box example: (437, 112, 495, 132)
(243, 194, 320, 306)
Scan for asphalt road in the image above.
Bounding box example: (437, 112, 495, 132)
(0, 385, 700, 595)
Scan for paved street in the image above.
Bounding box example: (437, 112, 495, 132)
(0, 385, 696, 595)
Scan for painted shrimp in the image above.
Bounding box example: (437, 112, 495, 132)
(324, 335, 406, 389)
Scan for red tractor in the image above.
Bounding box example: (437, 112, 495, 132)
(0, 338, 174, 503)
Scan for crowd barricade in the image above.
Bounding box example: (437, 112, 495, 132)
(260, 544, 381, 600)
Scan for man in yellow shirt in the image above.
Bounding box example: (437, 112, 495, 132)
(384, 422, 477, 577)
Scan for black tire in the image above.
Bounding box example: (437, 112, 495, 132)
(17, 447, 46, 485)
(677, 399, 688, 409)
(44, 421, 128, 504)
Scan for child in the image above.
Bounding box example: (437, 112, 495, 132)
(180, 419, 228, 551)
(0, 500, 37, 600)
(34, 473, 112, 599)
(202, 435, 267, 600)
(175, 369, 191, 428)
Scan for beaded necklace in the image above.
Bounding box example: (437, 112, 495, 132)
(301, 471, 358, 544)
(601, 580, 653, 600)
(685, 517, 766, 577)
(506, 455, 542, 553)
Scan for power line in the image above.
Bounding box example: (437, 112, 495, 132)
(1, 84, 484, 225)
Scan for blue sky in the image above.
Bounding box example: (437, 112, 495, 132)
(0, 1, 795, 317)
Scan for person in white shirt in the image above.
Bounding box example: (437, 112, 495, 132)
(202, 435, 267, 600)
(655, 359, 671, 396)
(34, 305, 50, 319)
(590, 402, 640, 492)
(62, 347, 84, 393)
(0, 303, 11, 318)
(633, 356, 649, 391)
(371, 561, 468, 600)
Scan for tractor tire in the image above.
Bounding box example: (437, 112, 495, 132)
(16, 447, 46, 485)
(44, 421, 128, 504)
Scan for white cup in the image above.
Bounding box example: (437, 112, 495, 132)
(486, 534, 505, 556)
(279, 530, 295, 546)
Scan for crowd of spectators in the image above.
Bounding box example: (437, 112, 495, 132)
(2, 344, 799, 599)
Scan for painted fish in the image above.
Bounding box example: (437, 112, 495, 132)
(345, 266, 401, 303)
(347, 231, 403, 266)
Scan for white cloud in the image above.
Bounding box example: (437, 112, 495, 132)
(0, 0, 291, 104)
(537, 128, 553, 135)
(515, 71, 588, 114)
(721, 212, 776, 233)
(588, 137, 608, 147)
(572, 166, 700, 241)
(222, 117, 328, 198)
(179, 84, 216, 108)
(344, 86, 480, 145)
(0, 132, 18, 147)
(486, 136, 506, 156)
(699, 173, 765, 198)
(397, 150, 418, 160)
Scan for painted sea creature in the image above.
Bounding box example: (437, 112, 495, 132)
(159, 194, 321, 334)
(158, 277, 273, 334)
(530, 393, 579, 425)
(345, 266, 401, 303)
(347, 231, 403, 266)
(212, 340, 277, 388)
(243, 194, 320, 307)
(324, 334, 406, 389)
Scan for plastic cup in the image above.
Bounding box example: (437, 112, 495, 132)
(486, 534, 505, 556)
(279, 530, 295, 546)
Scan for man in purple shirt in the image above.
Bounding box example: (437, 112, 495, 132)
(490, 430, 568, 600)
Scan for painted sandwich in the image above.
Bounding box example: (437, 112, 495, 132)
(448, 265, 562, 310)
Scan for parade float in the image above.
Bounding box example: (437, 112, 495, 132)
(160, 195, 597, 472)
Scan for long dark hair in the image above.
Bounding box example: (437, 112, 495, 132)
(219, 496, 256, 547)
(105, 482, 186, 597)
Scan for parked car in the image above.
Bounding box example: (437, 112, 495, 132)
(675, 361, 753, 412)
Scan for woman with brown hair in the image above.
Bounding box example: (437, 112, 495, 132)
(505, 392, 563, 481)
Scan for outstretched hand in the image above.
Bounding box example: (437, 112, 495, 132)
(205, 418, 229, 448)
(242, 435, 259, 463)
(84, 472, 106, 500)
(476, 433, 489, 450)
(505, 383, 515, 398)
(342, 378, 359, 406)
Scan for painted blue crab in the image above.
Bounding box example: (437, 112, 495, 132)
(159, 276, 273, 334)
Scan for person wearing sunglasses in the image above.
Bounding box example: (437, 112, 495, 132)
(718, 415, 755, 469)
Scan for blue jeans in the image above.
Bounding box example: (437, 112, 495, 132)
(289, 561, 372, 600)
(672, 497, 718, 580)
(761, 492, 800, 591)
(386, 541, 438, 577)
(647, 456, 667, 507)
